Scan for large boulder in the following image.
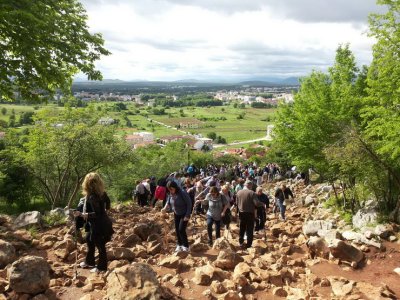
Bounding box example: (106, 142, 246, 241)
(304, 195, 317, 207)
(0, 239, 17, 268)
(109, 247, 135, 261)
(306, 236, 329, 259)
(8, 256, 50, 294)
(374, 224, 394, 240)
(133, 223, 161, 241)
(14, 211, 42, 228)
(212, 237, 234, 250)
(352, 205, 378, 229)
(122, 234, 142, 247)
(342, 231, 381, 249)
(328, 239, 364, 265)
(214, 249, 244, 270)
(106, 263, 161, 300)
(192, 264, 216, 285)
(302, 220, 334, 236)
(328, 277, 355, 297)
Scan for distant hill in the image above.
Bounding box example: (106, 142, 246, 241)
(237, 80, 278, 87)
(278, 77, 300, 85)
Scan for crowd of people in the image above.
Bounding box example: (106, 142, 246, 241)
(135, 162, 295, 252)
(73, 162, 296, 273)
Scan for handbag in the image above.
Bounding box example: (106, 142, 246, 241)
(102, 213, 114, 243)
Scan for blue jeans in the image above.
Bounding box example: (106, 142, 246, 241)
(277, 201, 286, 220)
(207, 216, 221, 243)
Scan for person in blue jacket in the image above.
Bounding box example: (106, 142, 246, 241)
(162, 180, 192, 252)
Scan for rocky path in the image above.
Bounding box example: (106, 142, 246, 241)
(1, 180, 400, 299)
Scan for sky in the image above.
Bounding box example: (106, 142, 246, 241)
(78, 0, 385, 82)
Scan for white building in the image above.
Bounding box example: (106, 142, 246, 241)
(138, 132, 155, 142)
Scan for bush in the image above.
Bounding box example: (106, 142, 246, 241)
(43, 213, 67, 226)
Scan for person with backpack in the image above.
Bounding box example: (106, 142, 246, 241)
(161, 181, 192, 252)
(74, 172, 113, 273)
(196, 186, 229, 246)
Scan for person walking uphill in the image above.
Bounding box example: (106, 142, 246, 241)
(236, 180, 258, 249)
(274, 183, 294, 221)
(161, 181, 192, 252)
(196, 186, 229, 246)
(74, 172, 113, 273)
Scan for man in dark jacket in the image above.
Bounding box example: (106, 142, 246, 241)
(255, 187, 269, 232)
(236, 180, 258, 248)
(274, 183, 294, 221)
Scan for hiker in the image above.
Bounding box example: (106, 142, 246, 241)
(236, 180, 258, 249)
(196, 186, 229, 246)
(235, 178, 245, 193)
(220, 184, 233, 231)
(188, 181, 205, 214)
(153, 182, 167, 208)
(274, 183, 293, 221)
(135, 180, 148, 207)
(74, 172, 111, 273)
(149, 176, 157, 203)
(255, 187, 269, 232)
(161, 180, 192, 252)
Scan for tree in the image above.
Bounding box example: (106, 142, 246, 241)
(0, 0, 110, 101)
(361, 0, 400, 212)
(19, 111, 34, 125)
(207, 132, 217, 140)
(15, 107, 131, 208)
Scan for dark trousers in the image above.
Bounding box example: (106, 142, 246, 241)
(138, 194, 147, 207)
(207, 216, 221, 243)
(239, 212, 255, 248)
(255, 207, 266, 231)
(174, 214, 189, 248)
(85, 232, 107, 271)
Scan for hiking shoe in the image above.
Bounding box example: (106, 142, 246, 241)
(181, 246, 189, 252)
(90, 267, 107, 273)
(79, 262, 94, 269)
(174, 245, 182, 252)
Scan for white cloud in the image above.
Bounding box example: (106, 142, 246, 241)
(78, 0, 381, 81)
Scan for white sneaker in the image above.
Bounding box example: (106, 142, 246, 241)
(79, 261, 94, 268)
(181, 246, 189, 252)
(90, 267, 99, 273)
(174, 245, 182, 252)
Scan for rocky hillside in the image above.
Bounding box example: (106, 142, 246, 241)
(1, 179, 400, 300)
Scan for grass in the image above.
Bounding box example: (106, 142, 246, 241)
(42, 213, 67, 226)
(0, 102, 277, 143)
(150, 106, 276, 143)
(0, 197, 50, 216)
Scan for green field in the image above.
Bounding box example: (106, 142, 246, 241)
(0, 102, 276, 143)
(150, 106, 275, 143)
